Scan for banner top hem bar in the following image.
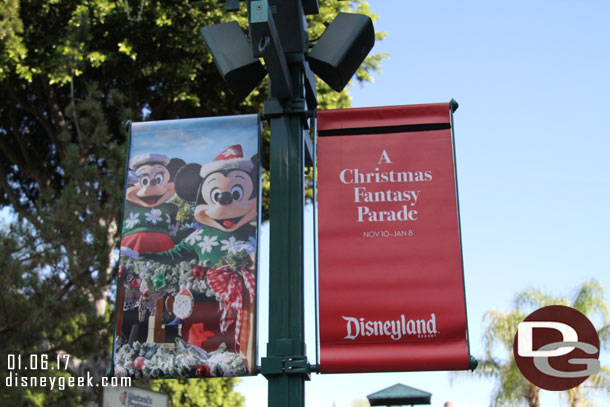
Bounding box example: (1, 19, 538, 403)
(316, 102, 453, 132)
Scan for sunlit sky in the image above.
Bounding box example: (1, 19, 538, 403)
(236, 1, 610, 406)
(129, 115, 259, 166)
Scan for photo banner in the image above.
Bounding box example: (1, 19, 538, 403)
(112, 114, 260, 379)
(317, 102, 470, 373)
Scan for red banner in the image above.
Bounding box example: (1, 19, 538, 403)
(317, 102, 470, 373)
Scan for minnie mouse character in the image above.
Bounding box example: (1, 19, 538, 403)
(120, 153, 186, 255)
(119, 153, 185, 344)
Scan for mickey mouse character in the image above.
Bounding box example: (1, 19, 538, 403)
(120, 153, 186, 255)
(181, 143, 257, 233)
(146, 145, 258, 266)
(144, 145, 258, 354)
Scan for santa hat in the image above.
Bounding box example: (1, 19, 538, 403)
(199, 144, 254, 179)
(177, 287, 194, 300)
(129, 153, 170, 170)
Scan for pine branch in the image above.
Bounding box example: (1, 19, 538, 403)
(0, 165, 41, 226)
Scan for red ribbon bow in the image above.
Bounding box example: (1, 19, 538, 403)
(206, 265, 256, 351)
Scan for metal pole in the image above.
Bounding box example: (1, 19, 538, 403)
(245, 1, 314, 405)
(206, 1, 372, 405)
(262, 33, 309, 407)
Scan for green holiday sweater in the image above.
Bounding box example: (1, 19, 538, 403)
(143, 224, 256, 267)
(122, 201, 178, 236)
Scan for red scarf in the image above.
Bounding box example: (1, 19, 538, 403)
(207, 265, 256, 351)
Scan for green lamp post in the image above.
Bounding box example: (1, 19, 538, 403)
(201, 1, 375, 406)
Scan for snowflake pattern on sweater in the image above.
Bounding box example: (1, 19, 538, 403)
(122, 201, 179, 236)
(144, 223, 256, 267)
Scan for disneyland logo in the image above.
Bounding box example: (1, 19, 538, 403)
(342, 313, 438, 341)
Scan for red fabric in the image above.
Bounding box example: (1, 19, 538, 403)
(207, 265, 256, 352)
(186, 323, 216, 348)
(121, 232, 174, 253)
(317, 104, 469, 373)
(317, 103, 451, 131)
(181, 302, 235, 352)
(321, 341, 469, 373)
(238, 305, 253, 356)
(214, 144, 243, 161)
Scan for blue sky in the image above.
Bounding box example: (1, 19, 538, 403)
(129, 114, 259, 166)
(236, 1, 610, 406)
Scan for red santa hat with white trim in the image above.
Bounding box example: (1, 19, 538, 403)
(199, 144, 254, 178)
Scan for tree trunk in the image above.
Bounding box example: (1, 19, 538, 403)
(73, 221, 118, 406)
(526, 385, 540, 407)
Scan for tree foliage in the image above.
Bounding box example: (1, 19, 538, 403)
(456, 280, 610, 407)
(0, 0, 386, 405)
(150, 377, 245, 407)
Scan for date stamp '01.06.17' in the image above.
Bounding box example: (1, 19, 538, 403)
(5, 354, 131, 391)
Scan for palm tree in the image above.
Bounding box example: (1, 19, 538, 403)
(477, 307, 539, 407)
(455, 280, 610, 407)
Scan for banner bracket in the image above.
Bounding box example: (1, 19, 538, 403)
(450, 98, 459, 113)
(261, 100, 315, 166)
(262, 99, 313, 119)
(469, 355, 479, 371)
(260, 356, 312, 380)
(260, 356, 284, 376)
(286, 357, 311, 379)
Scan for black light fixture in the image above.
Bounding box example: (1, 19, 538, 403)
(200, 21, 267, 99)
(307, 12, 375, 92)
